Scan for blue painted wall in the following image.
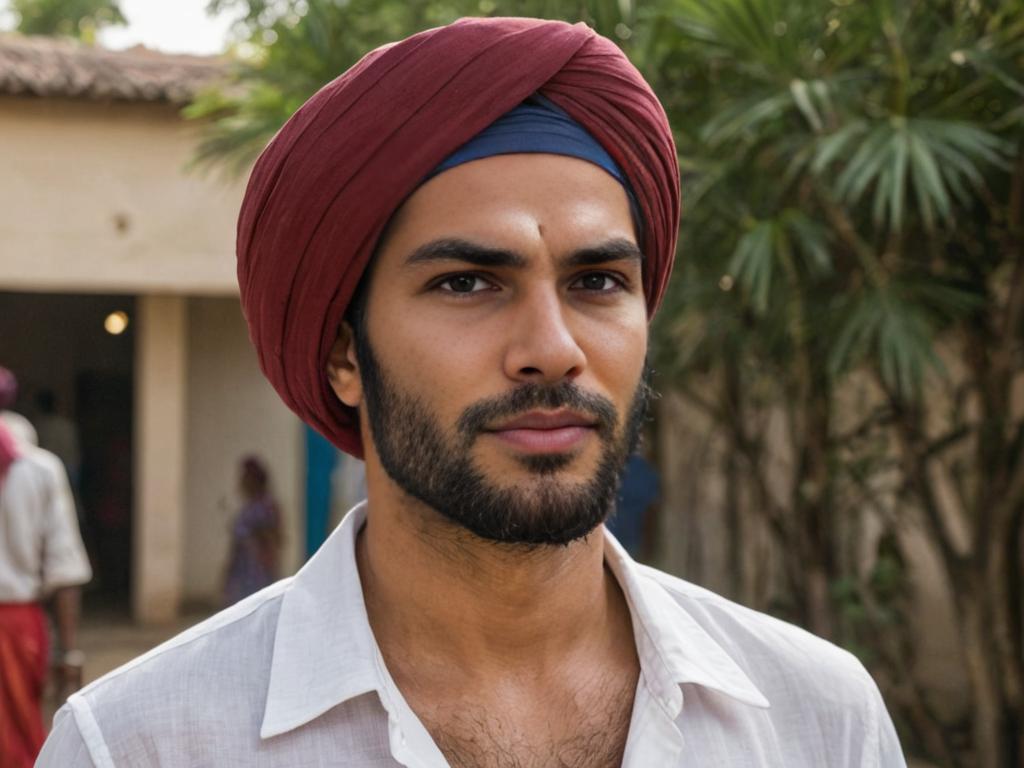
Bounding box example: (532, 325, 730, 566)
(304, 425, 338, 559)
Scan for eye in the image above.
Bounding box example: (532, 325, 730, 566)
(572, 272, 624, 292)
(435, 274, 495, 295)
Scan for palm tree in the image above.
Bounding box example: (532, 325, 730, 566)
(187, 0, 640, 174)
(649, 0, 1022, 765)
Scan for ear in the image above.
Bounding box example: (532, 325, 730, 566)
(326, 322, 363, 408)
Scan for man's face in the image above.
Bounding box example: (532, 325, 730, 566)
(343, 153, 650, 546)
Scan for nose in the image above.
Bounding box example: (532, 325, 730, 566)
(503, 287, 586, 385)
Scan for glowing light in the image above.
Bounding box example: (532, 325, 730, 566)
(104, 311, 130, 335)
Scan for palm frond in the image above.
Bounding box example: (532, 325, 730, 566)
(728, 219, 776, 313)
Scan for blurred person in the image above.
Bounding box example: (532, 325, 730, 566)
(606, 452, 660, 559)
(0, 417, 92, 768)
(0, 366, 38, 447)
(222, 456, 282, 606)
(33, 388, 81, 488)
(38, 18, 905, 768)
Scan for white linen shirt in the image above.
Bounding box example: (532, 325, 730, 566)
(38, 502, 905, 767)
(0, 443, 91, 602)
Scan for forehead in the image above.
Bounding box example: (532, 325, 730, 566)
(377, 153, 637, 263)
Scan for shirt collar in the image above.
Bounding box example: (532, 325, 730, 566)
(261, 503, 768, 739)
(261, 502, 379, 738)
(603, 532, 770, 713)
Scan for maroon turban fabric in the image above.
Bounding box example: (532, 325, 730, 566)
(237, 17, 680, 457)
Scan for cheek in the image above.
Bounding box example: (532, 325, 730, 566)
(372, 312, 494, 413)
(368, 291, 648, 420)
(578, 309, 649, 395)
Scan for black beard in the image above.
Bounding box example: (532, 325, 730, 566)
(356, 336, 651, 547)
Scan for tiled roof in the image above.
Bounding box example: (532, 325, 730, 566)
(0, 34, 226, 104)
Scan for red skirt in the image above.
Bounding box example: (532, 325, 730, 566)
(0, 603, 49, 768)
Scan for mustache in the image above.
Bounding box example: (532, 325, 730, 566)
(456, 382, 619, 440)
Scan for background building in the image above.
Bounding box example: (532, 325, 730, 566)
(0, 34, 305, 622)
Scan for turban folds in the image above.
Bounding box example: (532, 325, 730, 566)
(237, 16, 680, 457)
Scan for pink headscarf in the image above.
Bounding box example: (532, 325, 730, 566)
(0, 366, 17, 411)
(0, 421, 19, 484)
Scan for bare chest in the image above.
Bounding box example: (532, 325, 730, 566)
(417, 675, 637, 768)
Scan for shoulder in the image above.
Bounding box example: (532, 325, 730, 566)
(0, 410, 37, 446)
(2, 447, 74, 522)
(80, 581, 289, 701)
(636, 564, 905, 765)
(15, 443, 65, 480)
(64, 581, 291, 760)
(638, 563, 880, 709)
(1, 449, 51, 495)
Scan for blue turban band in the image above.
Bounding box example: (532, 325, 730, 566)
(429, 95, 641, 234)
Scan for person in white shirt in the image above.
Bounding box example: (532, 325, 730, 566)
(0, 417, 92, 768)
(0, 366, 38, 448)
(38, 17, 905, 768)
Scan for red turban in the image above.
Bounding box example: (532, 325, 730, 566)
(237, 17, 680, 457)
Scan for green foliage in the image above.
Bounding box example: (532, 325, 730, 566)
(651, 2, 1024, 761)
(831, 532, 908, 666)
(11, 0, 125, 41)
(655, 0, 1020, 401)
(187, 0, 640, 173)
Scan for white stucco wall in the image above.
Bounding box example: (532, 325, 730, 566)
(0, 96, 244, 295)
(0, 93, 305, 616)
(183, 297, 303, 605)
(134, 295, 187, 623)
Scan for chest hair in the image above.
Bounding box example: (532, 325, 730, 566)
(422, 673, 636, 768)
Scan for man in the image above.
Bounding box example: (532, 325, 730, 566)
(607, 452, 660, 558)
(33, 388, 82, 489)
(0, 366, 38, 447)
(39, 17, 905, 767)
(0, 407, 91, 766)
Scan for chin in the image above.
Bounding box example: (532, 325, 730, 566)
(486, 443, 600, 478)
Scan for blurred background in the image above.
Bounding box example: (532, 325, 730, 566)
(0, 0, 1021, 766)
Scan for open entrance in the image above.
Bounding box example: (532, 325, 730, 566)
(0, 292, 135, 612)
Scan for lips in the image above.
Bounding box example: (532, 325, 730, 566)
(485, 409, 598, 453)
(489, 409, 598, 431)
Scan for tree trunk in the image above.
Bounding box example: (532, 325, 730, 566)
(959, 580, 1009, 768)
(1007, 518, 1024, 765)
(804, 560, 833, 639)
(801, 384, 835, 640)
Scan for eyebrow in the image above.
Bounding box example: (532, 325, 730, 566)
(403, 237, 643, 269)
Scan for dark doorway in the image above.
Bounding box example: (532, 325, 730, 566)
(76, 371, 133, 609)
(0, 292, 136, 612)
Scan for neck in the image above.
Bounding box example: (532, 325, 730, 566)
(356, 465, 626, 678)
